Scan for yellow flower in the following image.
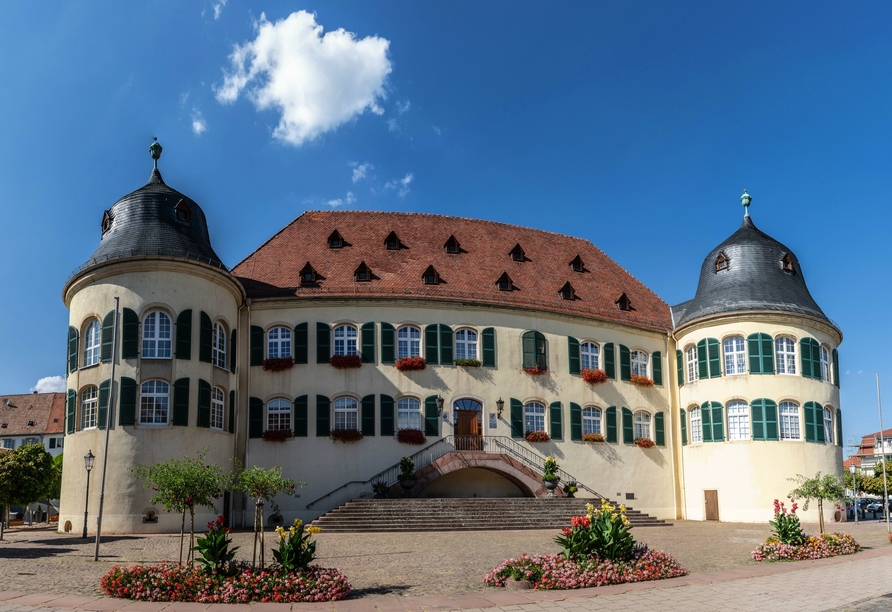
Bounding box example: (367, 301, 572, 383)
(307, 525, 322, 535)
(289, 526, 296, 535)
(619, 504, 626, 513)
(293, 518, 303, 529)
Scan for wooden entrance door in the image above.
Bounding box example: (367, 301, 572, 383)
(455, 399, 483, 450)
(704, 490, 719, 521)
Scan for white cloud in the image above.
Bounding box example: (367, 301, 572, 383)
(352, 162, 373, 183)
(31, 376, 65, 394)
(326, 191, 356, 208)
(385, 173, 413, 198)
(191, 108, 207, 135)
(397, 100, 410, 114)
(387, 118, 399, 132)
(432, 125, 441, 135)
(858, 370, 864, 374)
(346, 191, 356, 205)
(212, 0, 227, 20)
(215, 11, 391, 147)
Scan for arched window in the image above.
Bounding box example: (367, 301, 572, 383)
(581, 342, 600, 370)
(524, 401, 546, 434)
(727, 401, 749, 441)
(631, 350, 648, 377)
(139, 380, 170, 425)
(267, 327, 292, 359)
(521, 331, 547, 370)
(83, 319, 101, 367)
(824, 407, 834, 444)
(689, 406, 702, 443)
(775, 337, 797, 375)
(723, 336, 746, 376)
(142, 311, 172, 359)
(213, 322, 227, 369)
(211, 387, 225, 430)
(455, 329, 478, 360)
(779, 401, 800, 440)
(397, 397, 422, 430)
(633, 411, 651, 439)
(582, 406, 601, 435)
(267, 399, 291, 431)
(81, 386, 98, 430)
(334, 397, 359, 430)
(686, 346, 698, 383)
(397, 326, 421, 359)
(820, 346, 831, 382)
(333, 325, 358, 356)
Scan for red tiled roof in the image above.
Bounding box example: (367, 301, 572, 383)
(844, 456, 861, 468)
(0, 393, 64, 437)
(233, 212, 672, 331)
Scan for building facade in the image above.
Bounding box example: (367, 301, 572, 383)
(58, 147, 844, 533)
(0, 393, 65, 456)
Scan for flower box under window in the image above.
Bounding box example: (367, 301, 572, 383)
(582, 433, 605, 442)
(330, 354, 362, 369)
(395, 357, 426, 372)
(262, 357, 295, 372)
(331, 429, 364, 443)
(397, 428, 426, 445)
(630, 374, 655, 387)
(454, 358, 481, 367)
(262, 429, 294, 442)
(522, 365, 548, 376)
(581, 369, 608, 385)
(634, 437, 655, 448)
(525, 430, 550, 443)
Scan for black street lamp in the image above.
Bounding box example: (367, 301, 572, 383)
(83, 450, 94, 539)
(496, 397, 505, 418)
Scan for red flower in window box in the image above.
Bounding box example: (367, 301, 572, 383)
(330, 354, 362, 369)
(630, 374, 654, 387)
(396, 357, 427, 372)
(581, 369, 608, 385)
(525, 430, 550, 442)
(634, 437, 655, 448)
(582, 433, 605, 442)
(262, 429, 294, 442)
(331, 429, 363, 443)
(262, 357, 295, 372)
(397, 428, 426, 445)
(522, 365, 548, 375)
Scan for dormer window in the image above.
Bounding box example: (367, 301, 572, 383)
(715, 253, 728, 272)
(354, 262, 373, 282)
(509, 243, 526, 262)
(422, 265, 441, 285)
(782, 253, 794, 272)
(101, 210, 112, 234)
(299, 262, 319, 285)
(175, 199, 191, 223)
(496, 272, 514, 291)
(444, 235, 461, 254)
(27, 420, 35, 427)
(328, 230, 346, 249)
(569, 255, 585, 272)
(384, 231, 402, 250)
(559, 282, 576, 300)
(616, 293, 631, 311)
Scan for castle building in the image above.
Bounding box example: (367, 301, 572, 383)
(59, 145, 843, 533)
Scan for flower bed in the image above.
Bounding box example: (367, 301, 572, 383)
(100, 563, 350, 603)
(262, 357, 295, 372)
(582, 433, 605, 442)
(263, 429, 294, 443)
(629, 374, 654, 387)
(581, 369, 608, 385)
(330, 429, 363, 443)
(751, 533, 861, 561)
(634, 437, 655, 448)
(525, 430, 550, 442)
(330, 354, 362, 369)
(454, 358, 481, 367)
(395, 356, 426, 372)
(522, 365, 548, 375)
(397, 428, 426, 445)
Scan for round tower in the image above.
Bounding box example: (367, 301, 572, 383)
(673, 192, 842, 523)
(59, 142, 244, 534)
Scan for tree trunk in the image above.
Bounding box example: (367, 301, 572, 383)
(188, 506, 195, 563)
(252, 502, 259, 569)
(258, 499, 265, 568)
(818, 499, 824, 535)
(179, 508, 186, 565)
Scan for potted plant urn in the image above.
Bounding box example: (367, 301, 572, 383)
(542, 456, 560, 498)
(565, 481, 578, 498)
(397, 456, 417, 497)
(372, 481, 388, 499)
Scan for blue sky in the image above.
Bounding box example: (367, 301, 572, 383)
(1, 1, 890, 452)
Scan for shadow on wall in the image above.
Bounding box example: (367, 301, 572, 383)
(588, 441, 624, 467)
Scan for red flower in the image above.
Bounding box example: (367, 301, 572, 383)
(581, 369, 608, 385)
(395, 357, 427, 372)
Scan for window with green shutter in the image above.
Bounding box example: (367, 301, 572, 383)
(549, 402, 563, 441)
(199, 312, 213, 363)
(316, 395, 330, 436)
(98, 379, 110, 429)
(803, 401, 825, 443)
(680, 409, 687, 445)
(439, 325, 453, 364)
(707, 338, 721, 377)
(249, 397, 264, 438)
(652, 351, 662, 385)
(570, 402, 582, 441)
(701, 402, 713, 442)
(292, 323, 308, 364)
(619, 344, 631, 381)
(250, 326, 264, 365)
(380, 394, 395, 436)
(229, 390, 235, 434)
(800, 338, 814, 379)
(229, 330, 237, 373)
(521, 331, 547, 370)
(709, 401, 724, 441)
(361, 395, 375, 436)
(66, 389, 76, 434)
(510, 398, 524, 438)
(173, 378, 190, 426)
(654, 412, 665, 446)
(68, 326, 79, 373)
(122, 308, 139, 359)
(676, 349, 684, 387)
(176, 310, 192, 360)
(832, 349, 840, 388)
(747, 333, 775, 374)
(605, 406, 617, 443)
(293, 395, 307, 436)
(316, 323, 331, 363)
(380, 323, 395, 364)
(621, 407, 633, 444)
(568, 337, 581, 375)
(835, 408, 843, 447)
(603, 343, 615, 378)
(197, 379, 211, 428)
(751, 398, 779, 440)
(361, 322, 376, 363)
(424, 396, 439, 436)
(482, 327, 496, 367)
(696, 339, 709, 379)
(119, 377, 137, 426)
(425, 325, 439, 364)
(100, 310, 115, 362)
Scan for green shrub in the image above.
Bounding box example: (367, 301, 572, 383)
(554, 499, 636, 561)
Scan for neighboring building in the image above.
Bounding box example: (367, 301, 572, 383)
(846, 428, 892, 474)
(0, 393, 65, 455)
(58, 144, 844, 534)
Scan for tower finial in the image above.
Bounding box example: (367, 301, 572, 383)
(740, 189, 752, 218)
(149, 137, 162, 170)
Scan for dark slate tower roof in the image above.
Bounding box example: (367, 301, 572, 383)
(77, 168, 225, 275)
(672, 215, 832, 328)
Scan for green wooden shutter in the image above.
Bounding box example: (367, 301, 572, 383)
(697, 339, 708, 379)
(381, 323, 395, 364)
(97, 379, 110, 430)
(380, 395, 395, 436)
(621, 407, 633, 444)
(510, 399, 523, 439)
(800, 338, 813, 379)
(439, 325, 454, 364)
(570, 402, 582, 441)
(619, 345, 631, 381)
(816, 403, 825, 443)
(835, 408, 843, 447)
(229, 390, 235, 434)
(521, 331, 536, 369)
(832, 349, 840, 388)
(424, 396, 439, 436)
(100, 310, 115, 362)
(568, 337, 581, 375)
(176, 309, 192, 360)
(293, 395, 308, 437)
(751, 399, 765, 440)
(549, 402, 563, 441)
(361, 395, 375, 436)
(707, 339, 721, 377)
(316, 323, 331, 363)
(68, 326, 78, 373)
(122, 308, 139, 359)
(361, 323, 376, 364)
(66, 389, 76, 434)
(764, 400, 779, 441)
(249, 397, 264, 438)
(760, 334, 775, 374)
(747, 334, 762, 374)
(250, 325, 264, 365)
(676, 349, 684, 387)
(655, 412, 665, 446)
(604, 343, 615, 378)
(680, 409, 687, 446)
(425, 325, 439, 364)
(803, 401, 814, 442)
(229, 330, 237, 373)
(197, 379, 211, 428)
(606, 406, 617, 443)
(711, 402, 724, 442)
(652, 351, 662, 385)
(119, 377, 136, 426)
(482, 327, 496, 367)
(173, 378, 190, 426)
(535, 332, 548, 370)
(316, 395, 330, 436)
(199, 312, 213, 363)
(701, 402, 713, 442)
(293, 323, 308, 364)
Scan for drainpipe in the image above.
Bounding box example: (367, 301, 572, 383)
(667, 330, 686, 520)
(240, 298, 251, 530)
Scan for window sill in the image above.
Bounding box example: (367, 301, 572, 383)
(137, 423, 171, 427)
(213, 364, 229, 371)
(141, 356, 173, 361)
(79, 363, 101, 371)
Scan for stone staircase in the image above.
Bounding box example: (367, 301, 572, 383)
(310, 497, 671, 532)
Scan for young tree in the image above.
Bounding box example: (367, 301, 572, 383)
(0, 443, 56, 539)
(234, 464, 304, 568)
(788, 472, 845, 535)
(131, 448, 233, 564)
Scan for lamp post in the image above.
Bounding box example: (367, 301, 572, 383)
(83, 450, 95, 538)
(436, 395, 444, 415)
(496, 398, 505, 418)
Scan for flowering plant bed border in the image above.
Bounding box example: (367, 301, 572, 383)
(752, 533, 861, 561)
(395, 357, 427, 372)
(525, 430, 550, 443)
(330, 354, 362, 369)
(330, 429, 364, 443)
(582, 433, 605, 442)
(397, 428, 426, 445)
(263, 429, 294, 443)
(522, 365, 548, 375)
(634, 437, 655, 448)
(262, 357, 295, 372)
(581, 369, 608, 385)
(629, 374, 654, 387)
